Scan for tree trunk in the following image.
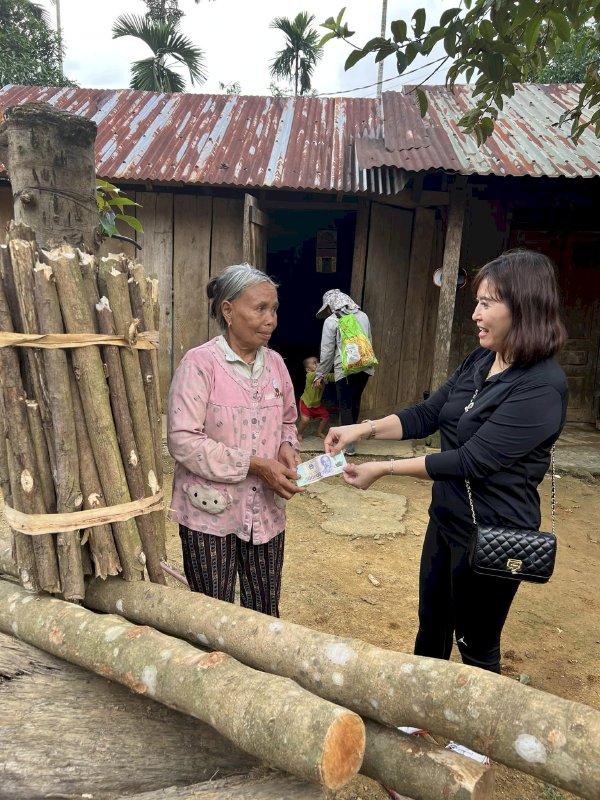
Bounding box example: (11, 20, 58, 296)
(4, 439, 39, 591)
(0, 631, 257, 800)
(0, 262, 58, 592)
(33, 259, 85, 600)
(128, 262, 166, 560)
(361, 719, 493, 800)
(96, 297, 165, 584)
(0, 103, 99, 252)
(83, 578, 600, 800)
(68, 367, 121, 579)
(0, 579, 365, 792)
(48, 245, 144, 581)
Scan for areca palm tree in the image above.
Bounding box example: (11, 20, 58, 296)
(269, 12, 323, 96)
(112, 13, 206, 93)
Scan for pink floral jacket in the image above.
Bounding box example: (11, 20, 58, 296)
(167, 338, 298, 543)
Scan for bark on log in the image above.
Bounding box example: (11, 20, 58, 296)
(0, 103, 99, 252)
(68, 366, 121, 579)
(25, 400, 55, 513)
(114, 773, 326, 800)
(0, 580, 365, 791)
(0, 261, 58, 592)
(361, 720, 493, 800)
(48, 245, 144, 581)
(84, 578, 600, 800)
(96, 296, 165, 584)
(0, 630, 257, 800)
(4, 439, 39, 591)
(129, 262, 166, 560)
(33, 259, 85, 600)
(0, 391, 13, 508)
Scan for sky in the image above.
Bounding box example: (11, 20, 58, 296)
(38, 0, 454, 97)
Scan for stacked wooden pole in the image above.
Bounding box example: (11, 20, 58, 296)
(0, 228, 166, 597)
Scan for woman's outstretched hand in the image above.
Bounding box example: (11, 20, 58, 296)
(324, 424, 362, 456)
(343, 461, 385, 490)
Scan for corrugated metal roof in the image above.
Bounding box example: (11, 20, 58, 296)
(373, 84, 600, 178)
(1, 84, 598, 191)
(0, 85, 382, 193)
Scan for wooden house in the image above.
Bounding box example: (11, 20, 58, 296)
(0, 84, 598, 424)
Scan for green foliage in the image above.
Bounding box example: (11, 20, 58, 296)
(530, 26, 595, 83)
(321, 1, 600, 144)
(96, 179, 142, 241)
(0, 0, 72, 87)
(218, 80, 241, 95)
(270, 11, 323, 96)
(112, 13, 206, 92)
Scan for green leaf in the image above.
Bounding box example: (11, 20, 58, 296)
(415, 87, 428, 117)
(344, 48, 369, 69)
(487, 52, 504, 81)
(396, 50, 407, 73)
(547, 10, 571, 42)
(444, 27, 458, 57)
(115, 213, 143, 233)
(336, 7, 346, 25)
(375, 44, 397, 63)
(479, 19, 495, 41)
(440, 7, 461, 27)
(421, 25, 446, 54)
(412, 8, 426, 38)
(523, 17, 542, 52)
(391, 20, 407, 43)
(319, 31, 337, 46)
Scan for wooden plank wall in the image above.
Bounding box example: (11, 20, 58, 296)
(173, 195, 212, 370)
(136, 192, 174, 408)
(208, 197, 244, 339)
(361, 202, 414, 416)
(0, 187, 13, 239)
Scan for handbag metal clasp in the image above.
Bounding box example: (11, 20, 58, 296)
(506, 558, 523, 574)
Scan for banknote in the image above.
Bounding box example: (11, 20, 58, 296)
(296, 452, 347, 487)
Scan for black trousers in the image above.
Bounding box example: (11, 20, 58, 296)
(179, 526, 285, 617)
(335, 371, 370, 426)
(414, 520, 520, 673)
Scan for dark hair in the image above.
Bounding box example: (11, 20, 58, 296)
(206, 264, 278, 331)
(472, 249, 567, 367)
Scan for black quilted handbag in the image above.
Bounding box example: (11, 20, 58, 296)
(465, 448, 557, 583)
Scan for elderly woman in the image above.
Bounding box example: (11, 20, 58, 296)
(167, 264, 302, 617)
(325, 250, 568, 675)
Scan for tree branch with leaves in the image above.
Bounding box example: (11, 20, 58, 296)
(321, 1, 600, 143)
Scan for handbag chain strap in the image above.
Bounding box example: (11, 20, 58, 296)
(463, 388, 557, 535)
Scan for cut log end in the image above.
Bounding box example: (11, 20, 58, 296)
(320, 712, 365, 791)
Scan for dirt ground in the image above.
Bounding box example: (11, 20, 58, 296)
(163, 455, 600, 800)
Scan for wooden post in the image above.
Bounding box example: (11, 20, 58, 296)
(0, 104, 99, 252)
(349, 198, 371, 305)
(430, 184, 468, 391)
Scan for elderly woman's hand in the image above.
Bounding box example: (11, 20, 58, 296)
(249, 456, 304, 500)
(278, 441, 302, 470)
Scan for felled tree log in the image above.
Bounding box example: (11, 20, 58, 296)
(0, 579, 365, 791)
(0, 392, 12, 508)
(84, 577, 600, 800)
(68, 367, 121, 579)
(0, 631, 257, 800)
(361, 720, 493, 800)
(96, 296, 164, 584)
(114, 773, 326, 800)
(0, 103, 99, 252)
(33, 259, 85, 601)
(0, 265, 57, 592)
(48, 245, 144, 581)
(4, 440, 38, 591)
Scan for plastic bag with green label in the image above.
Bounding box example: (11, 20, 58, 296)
(338, 314, 378, 376)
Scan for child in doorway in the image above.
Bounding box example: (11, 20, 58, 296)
(298, 356, 333, 440)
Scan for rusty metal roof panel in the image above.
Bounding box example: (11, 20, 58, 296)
(377, 85, 600, 178)
(0, 86, 381, 193)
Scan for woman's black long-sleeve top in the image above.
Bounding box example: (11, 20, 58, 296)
(397, 348, 568, 541)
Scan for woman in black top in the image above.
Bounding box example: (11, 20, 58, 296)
(324, 250, 568, 675)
